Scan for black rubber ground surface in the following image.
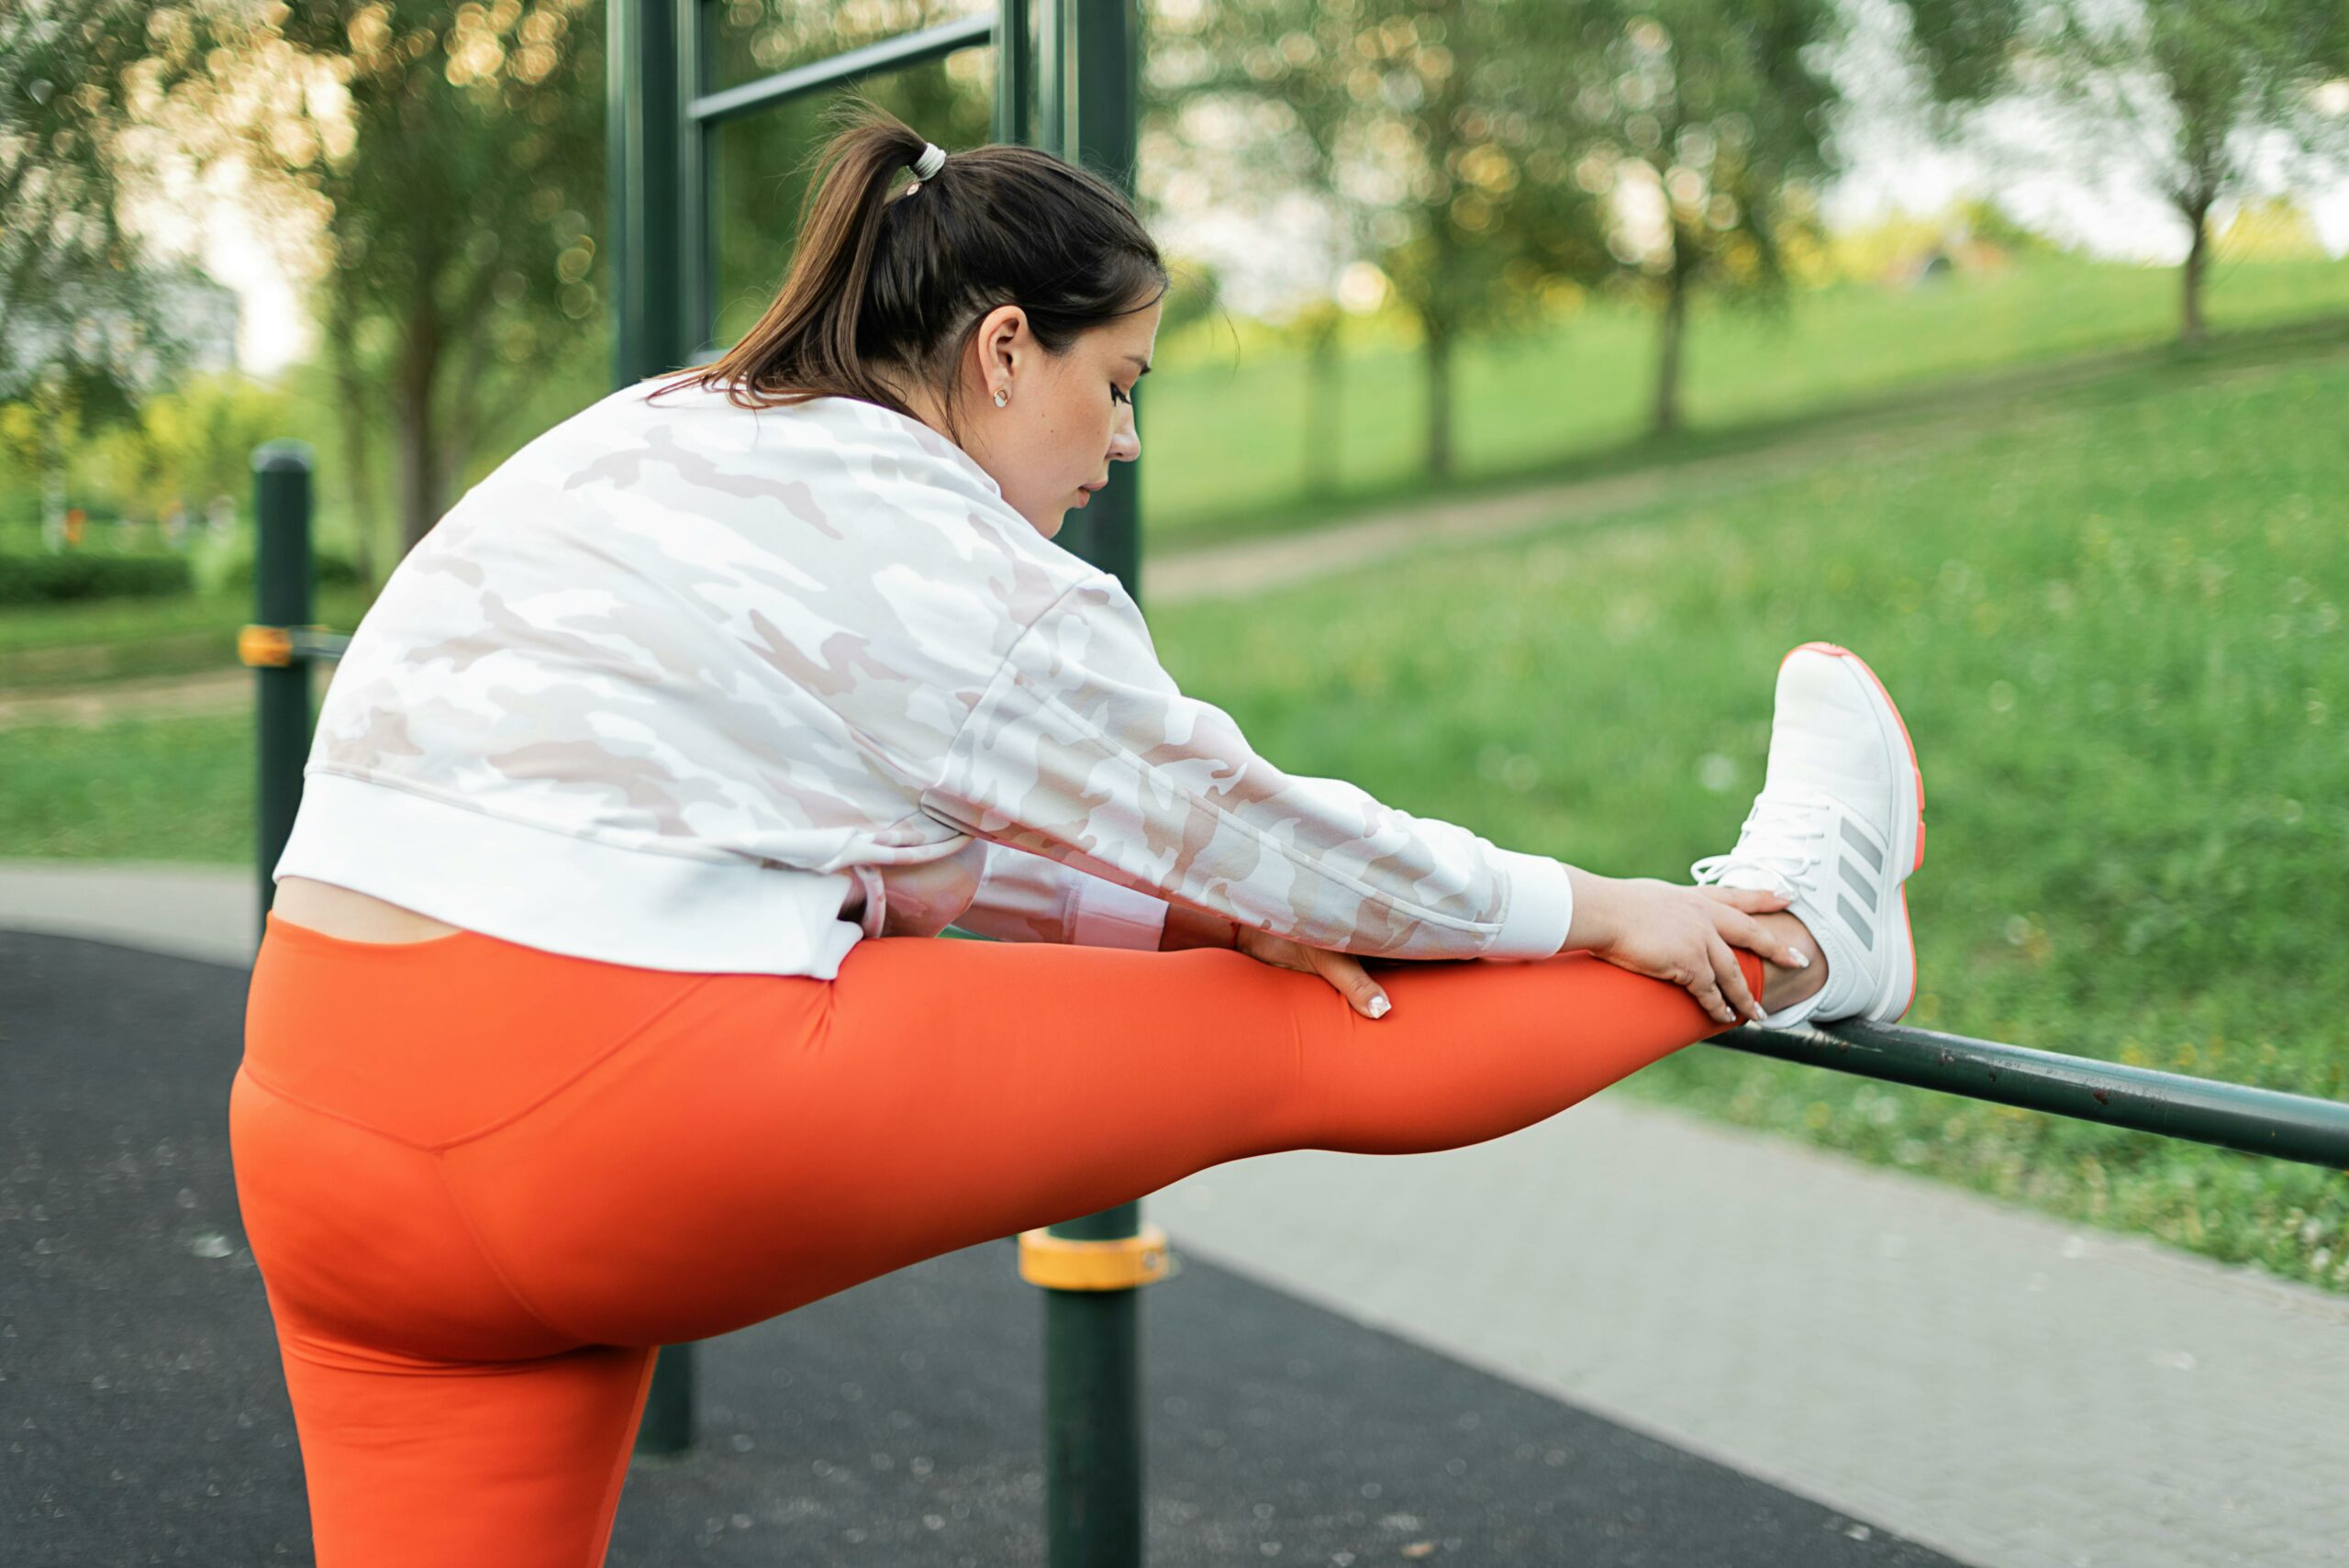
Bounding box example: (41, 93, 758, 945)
(1, 925, 1969, 1566)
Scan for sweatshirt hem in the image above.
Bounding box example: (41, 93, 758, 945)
(1070, 876, 1172, 951)
(273, 771, 866, 978)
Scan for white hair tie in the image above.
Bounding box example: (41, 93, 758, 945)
(910, 142, 945, 181)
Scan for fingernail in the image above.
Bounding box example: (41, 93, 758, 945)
(1367, 994, 1391, 1018)
(1793, 951, 1810, 969)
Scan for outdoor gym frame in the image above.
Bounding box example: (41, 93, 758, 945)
(232, 1, 2349, 1562)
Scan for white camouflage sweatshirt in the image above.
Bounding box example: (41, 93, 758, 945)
(273, 379, 1576, 977)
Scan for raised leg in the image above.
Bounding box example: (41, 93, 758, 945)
(451, 936, 1771, 1348)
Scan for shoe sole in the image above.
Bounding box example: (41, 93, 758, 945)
(1782, 641, 1925, 1021)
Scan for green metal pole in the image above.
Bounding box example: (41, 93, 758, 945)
(1052, 0, 1143, 596)
(1042, 1203, 1146, 1568)
(1039, 5, 1151, 1564)
(251, 441, 316, 948)
(608, 0, 688, 390)
(993, 0, 1036, 149)
(610, 0, 698, 1458)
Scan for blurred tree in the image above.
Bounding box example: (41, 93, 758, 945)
(1146, 0, 1381, 495)
(159, 0, 609, 568)
(1155, 256, 1225, 341)
(1559, 2, 1842, 438)
(1167, 0, 1609, 482)
(1986, 0, 2349, 345)
(83, 373, 295, 530)
(1, 0, 203, 545)
(1558, 0, 2031, 437)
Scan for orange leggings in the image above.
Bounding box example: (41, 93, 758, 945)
(231, 910, 1765, 1567)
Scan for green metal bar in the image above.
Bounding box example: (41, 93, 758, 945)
(679, 0, 715, 359)
(608, 0, 687, 386)
(992, 0, 1034, 145)
(688, 13, 996, 126)
(1710, 1018, 2349, 1170)
(611, 0, 701, 1458)
(1042, 1202, 1145, 1568)
(250, 440, 316, 948)
(1033, 0, 1070, 167)
(1065, 0, 1139, 194)
(1040, 6, 1148, 1562)
(1047, 0, 1141, 595)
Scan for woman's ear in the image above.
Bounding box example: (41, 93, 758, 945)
(976, 304, 1028, 393)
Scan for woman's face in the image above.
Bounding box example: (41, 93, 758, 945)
(949, 297, 1161, 539)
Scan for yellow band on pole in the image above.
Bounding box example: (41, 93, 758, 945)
(238, 625, 295, 668)
(1018, 1222, 1172, 1291)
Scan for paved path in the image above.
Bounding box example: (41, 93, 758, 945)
(1146, 411, 1984, 606)
(0, 667, 253, 732)
(4, 858, 2343, 1567)
(1154, 1121, 2349, 1568)
(0, 857, 265, 965)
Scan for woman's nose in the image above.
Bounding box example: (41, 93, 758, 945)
(1109, 417, 1140, 463)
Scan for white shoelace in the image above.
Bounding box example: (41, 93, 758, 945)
(1690, 785, 1833, 895)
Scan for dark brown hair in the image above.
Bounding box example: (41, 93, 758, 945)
(651, 97, 1166, 449)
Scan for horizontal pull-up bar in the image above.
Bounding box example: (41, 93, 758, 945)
(688, 13, 996, 127)
(1712, 1018, 2349, 1169)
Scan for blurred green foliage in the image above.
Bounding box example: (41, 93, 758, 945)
(0, 551, 192, 606)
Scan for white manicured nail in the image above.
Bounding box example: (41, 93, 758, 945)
(1793, 951, 1811, 969)
(1367, 994, 1391, 1018)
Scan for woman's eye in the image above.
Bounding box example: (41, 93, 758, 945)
(1111, 383, 1131, 406)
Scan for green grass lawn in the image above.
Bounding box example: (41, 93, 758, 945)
(0, 586, 377, 688)
(1, 708, 265, 862)
(1138, 255, 2349, 547)
(4, 293, 2343, 1296)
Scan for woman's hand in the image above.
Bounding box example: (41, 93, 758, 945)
(1566, 871, 1809, 1028)
(1233, 926, 1395, 1019)
(1162, 902, 1395, 1019)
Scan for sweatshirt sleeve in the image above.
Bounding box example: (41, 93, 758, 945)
(952, 840, 1171, 949)
(916, 571, 1575, 961)
(864, 836, 1169, 949)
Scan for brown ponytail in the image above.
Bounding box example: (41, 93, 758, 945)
(649, 95, 1165, 451)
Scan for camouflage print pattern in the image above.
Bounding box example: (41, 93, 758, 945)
(299, 382, 1566, 962)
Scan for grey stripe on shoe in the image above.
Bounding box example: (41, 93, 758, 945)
(1839, 815, 1884, 873)
(1837, 892, 1874, 951)
(1838, 854, 1878, 913)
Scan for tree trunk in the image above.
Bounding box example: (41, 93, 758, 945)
(331, 353, 384, 586)
(1304, 313, 1343, 496)
(2179, 197, 2210, 348)
(392, 308, 446, 557)
(39, 413, 67, 552)
(1653, 239, 1690, 437)
(392, 371, 444, 557)
(1424, 317, 1453, 482)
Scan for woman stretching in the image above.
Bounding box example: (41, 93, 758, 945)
(235, 106, 1927, 1567)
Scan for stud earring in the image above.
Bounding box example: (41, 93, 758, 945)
(993, 387, 1008, 407)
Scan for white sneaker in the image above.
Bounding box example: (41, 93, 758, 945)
(1690, 641, 1926, 1029)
